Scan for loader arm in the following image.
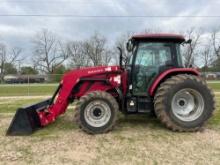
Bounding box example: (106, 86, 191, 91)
(7, 66, 123, 135)
(37, 66, 123, 126)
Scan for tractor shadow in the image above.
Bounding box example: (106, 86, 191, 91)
(116, 113, 166, 131)
(32, 111, 167, 136)
(33, 112, 78, 136)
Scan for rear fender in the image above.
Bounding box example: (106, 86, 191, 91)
(148, 68, 199, 96)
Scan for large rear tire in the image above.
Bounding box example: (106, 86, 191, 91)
(74, 91, 118, 134)
(154, 74, 215, 132)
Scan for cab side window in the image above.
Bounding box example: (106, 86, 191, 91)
(135, 49, 154, 66)
(133, 42, 172, 95)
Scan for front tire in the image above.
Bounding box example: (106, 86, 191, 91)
(74, 91, 118, 134)
(154, 74, 215, 132)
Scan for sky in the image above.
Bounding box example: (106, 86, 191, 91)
(0, 0, 220, 64)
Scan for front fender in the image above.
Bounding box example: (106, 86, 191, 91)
(148, 68, 199, 96)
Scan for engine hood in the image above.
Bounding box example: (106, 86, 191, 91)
(62, 65, 122, 82)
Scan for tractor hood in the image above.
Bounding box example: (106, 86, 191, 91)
(62, 65, 123, 83)
(79, 65, 121, 75)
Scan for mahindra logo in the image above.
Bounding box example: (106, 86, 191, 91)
(88, 69, 103, 74)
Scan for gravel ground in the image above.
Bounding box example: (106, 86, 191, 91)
(1, 112, 220, 165)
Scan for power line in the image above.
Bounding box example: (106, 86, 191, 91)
(0, 0, 115, 2)
(0, 0, 117, 5)
(0, 0, 112, 2)
(0, 15, 219, 18)
(0, 0, 218, 2)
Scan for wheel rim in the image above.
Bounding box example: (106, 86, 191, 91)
(84, 100, 111, 127)
(171, 88, 204, 122)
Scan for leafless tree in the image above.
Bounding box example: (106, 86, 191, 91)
(10, 47, 22, 63)
(0, 43, 23, 82)
(10, 47, 24, 72)
(200, 43, 214, 79)
(144, 28, 162, 33)
(182, 28, 202, 67)
(113, 32, 134, 65)
(103, 49, 113, 65)
(67, 41, 90, 68)
(83, 33, 110, 66)
(0, 43, 6, 82)
(32, 29, 69, 74)
(211, 28, 220, 57)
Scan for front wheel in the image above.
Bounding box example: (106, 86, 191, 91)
(74, 91, 118, 134)
(154, 74, 215, 132)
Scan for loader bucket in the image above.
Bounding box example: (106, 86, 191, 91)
(6, 98, 51, 136)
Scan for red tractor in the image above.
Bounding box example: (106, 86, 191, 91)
(7, 33, 215, 135)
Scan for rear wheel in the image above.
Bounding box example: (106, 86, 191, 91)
(154, 74, 215, 132)
(74, 91, 118, 134)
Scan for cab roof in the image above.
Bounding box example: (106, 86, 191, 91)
(131, 33, 185, 43)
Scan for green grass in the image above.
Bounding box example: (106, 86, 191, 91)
(0, 81, 219, 96)
(0, 93, 220, 165)
(33, 114, 78, 136)
(208, 96, 220, 127)
(0, 84, 57, 96)
(0, 94, 219, 133)
(208, 83, 220, 92)
(0, 98, 77, 135)
(0, 83, 219, 136)
(0, 98, 46, 113)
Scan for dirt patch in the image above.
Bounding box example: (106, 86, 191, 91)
(0, 113, 220, 165)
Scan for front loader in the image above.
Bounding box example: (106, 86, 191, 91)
(7, 33, 215, 135)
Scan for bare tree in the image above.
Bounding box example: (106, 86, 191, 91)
(182, 28, 202, 67)
(211, 28, 220, 57)
(144, 28, 162, 33)
(0, 43, 6, 82)
(103, 49, 113, 65)
(83, 33, 110, 66)
(0, 43, 22, 82)
(200, 43, 214, 79)
(10, 47, 22, 63)
(113, 32, 134, 65)
(32, 29, 69, 74)
(67, 41, 90, 68)
(10, 47, 23, 72)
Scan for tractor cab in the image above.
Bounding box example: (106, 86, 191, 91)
(125, 34, 185, 96)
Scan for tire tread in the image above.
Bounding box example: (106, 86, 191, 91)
(154, 74, 215, 132)
(74, 91, 118, 134)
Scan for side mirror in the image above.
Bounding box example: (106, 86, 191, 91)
(126, 39, 133, 52)
(182, 39, 192, 45)
(186, 39, 192, 44)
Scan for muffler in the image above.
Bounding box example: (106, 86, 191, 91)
(6, 98, 51, 136)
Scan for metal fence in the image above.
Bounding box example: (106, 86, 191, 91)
(0, 74, 63, 96)
(3, 74, 64, 84)
(3, 72, 220, 84)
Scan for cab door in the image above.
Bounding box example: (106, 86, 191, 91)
(132, 42, 173, 95)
